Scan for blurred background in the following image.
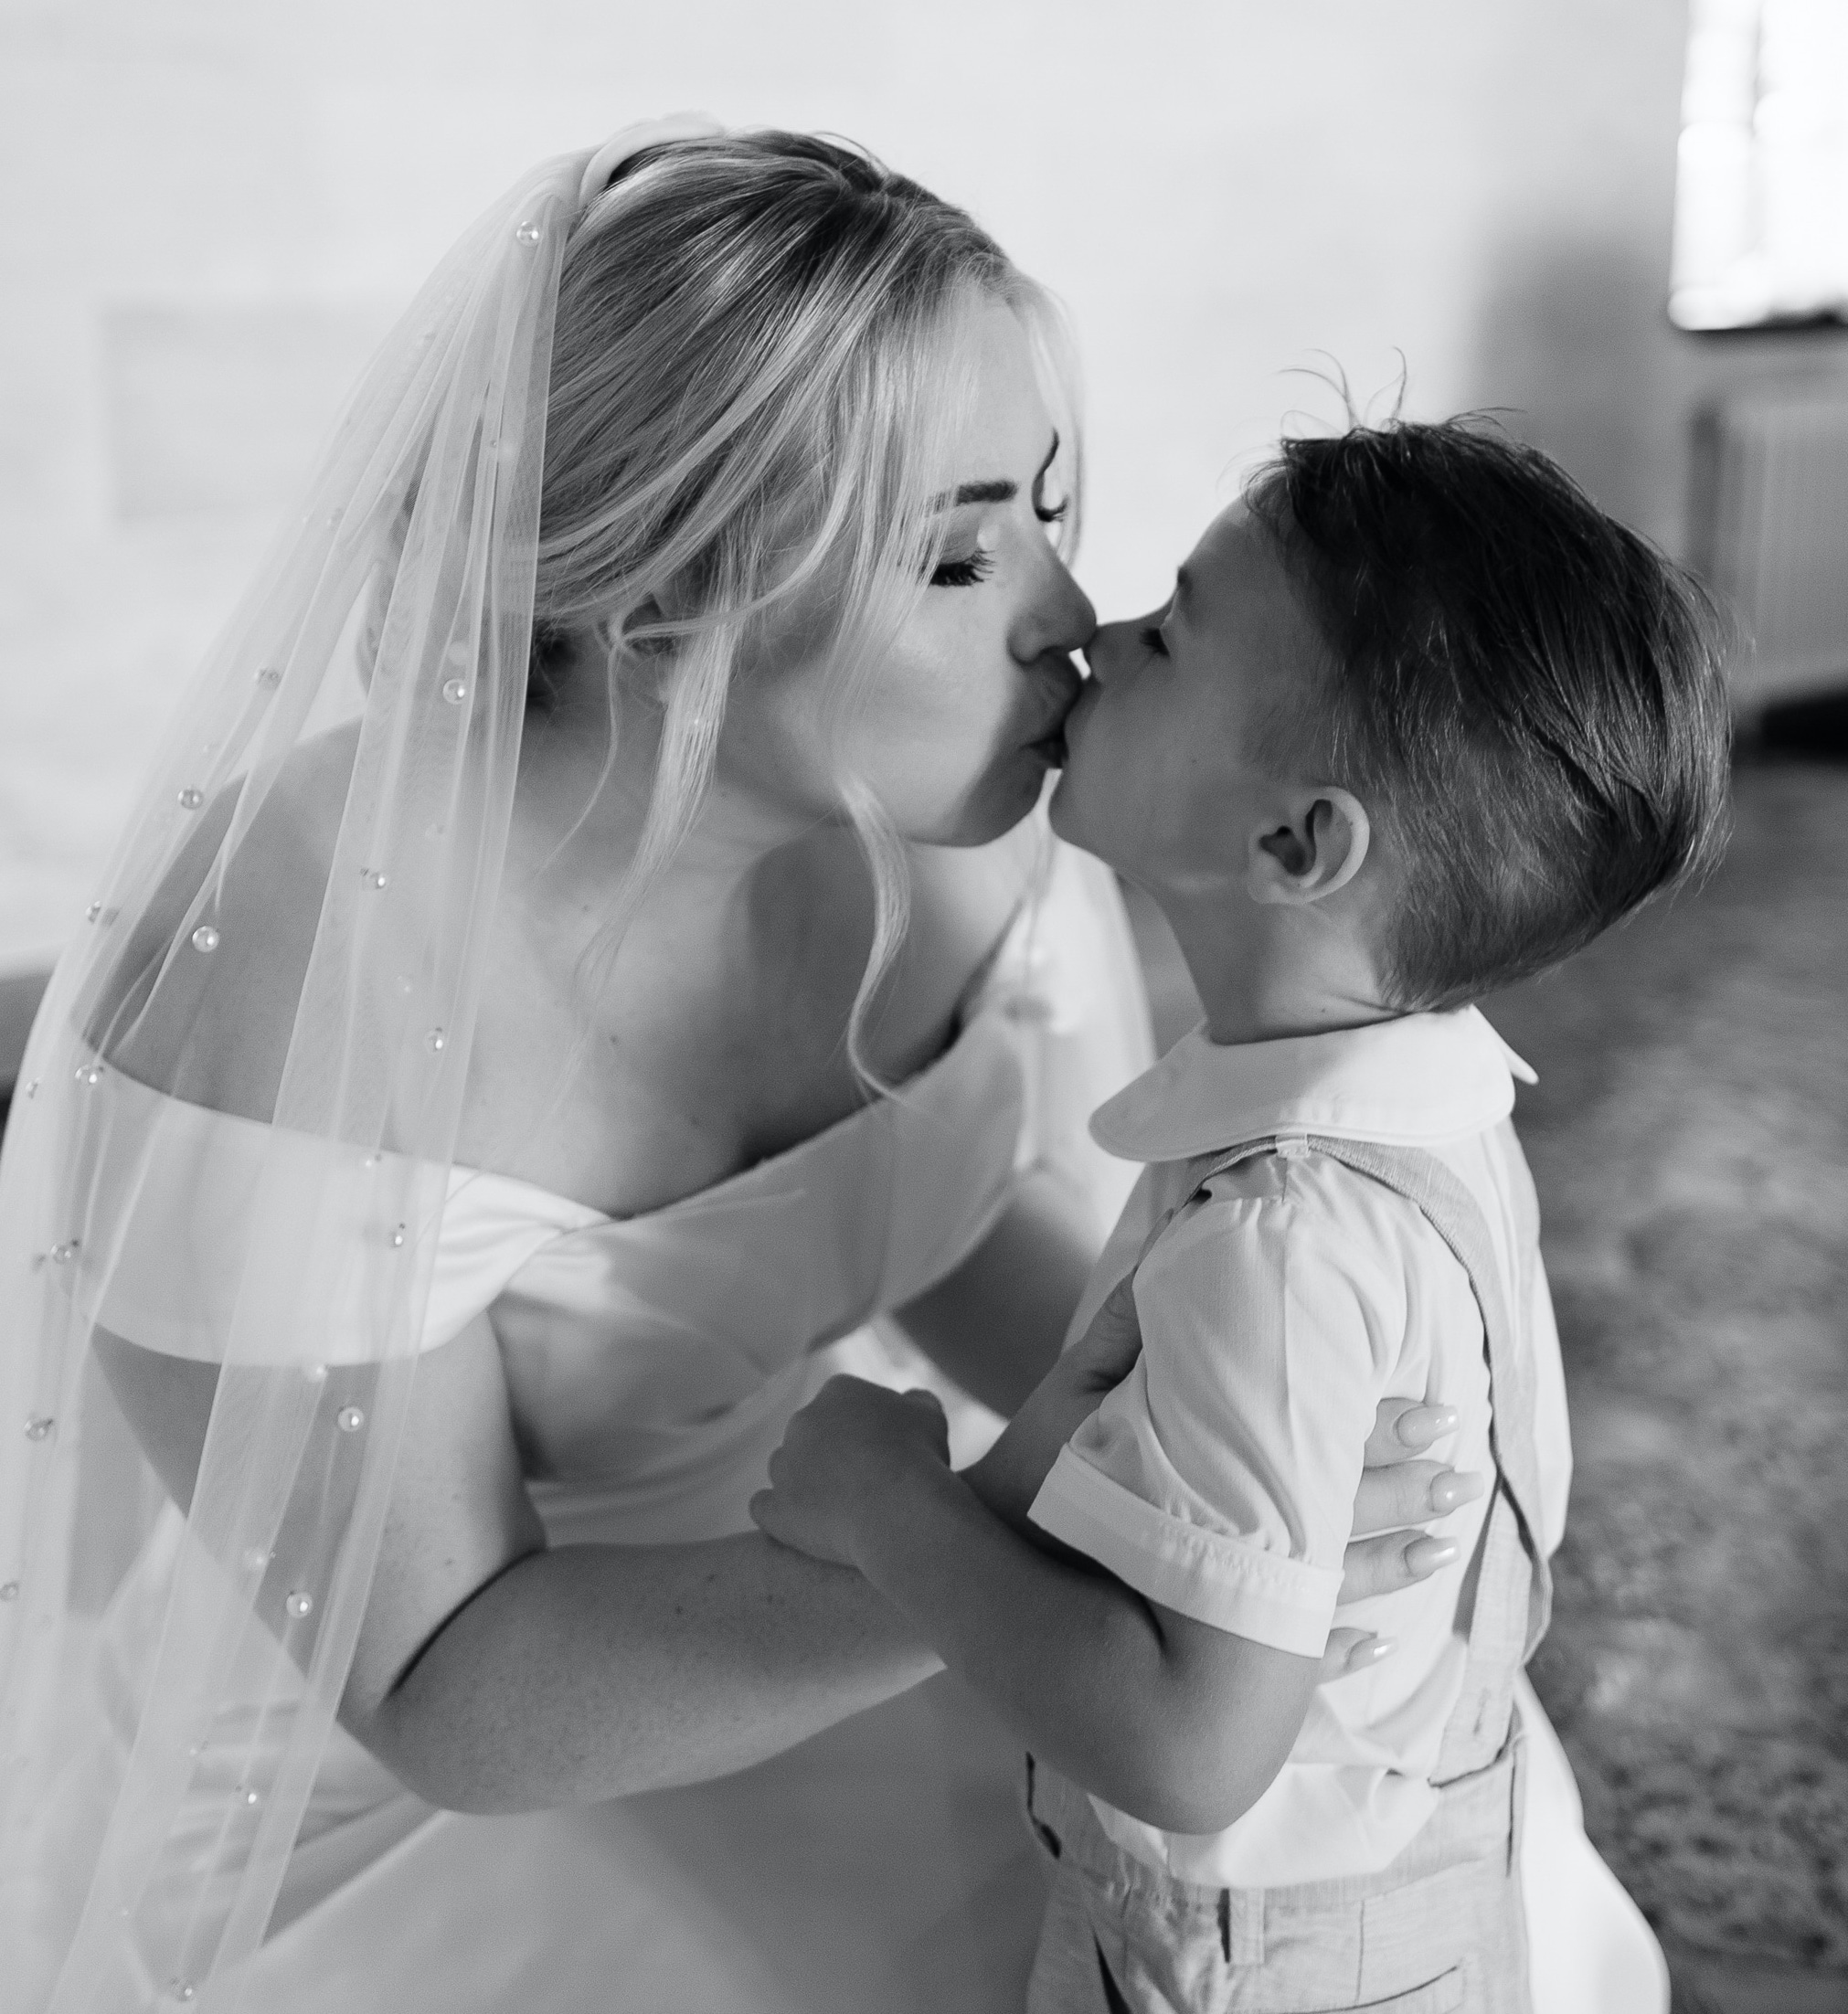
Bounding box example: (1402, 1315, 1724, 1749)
(2, 2, 1844, 2008)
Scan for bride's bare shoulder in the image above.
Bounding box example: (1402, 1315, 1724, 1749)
(90, 728, 358, 1119)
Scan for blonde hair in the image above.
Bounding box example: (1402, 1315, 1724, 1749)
(531, 131, 1080, 1079)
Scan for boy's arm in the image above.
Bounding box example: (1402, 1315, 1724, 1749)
(750, 1376, 1317, 1835)
(955, 1267, 1473, 1607)
(754, 1171, 1418, 1827)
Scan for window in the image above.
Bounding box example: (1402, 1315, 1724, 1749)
(1672, 0, 1848, 329)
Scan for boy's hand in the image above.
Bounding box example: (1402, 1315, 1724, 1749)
(750, 1377, 951, 1568)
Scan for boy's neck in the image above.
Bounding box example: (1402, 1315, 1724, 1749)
(1156, 886, 1401, 1049)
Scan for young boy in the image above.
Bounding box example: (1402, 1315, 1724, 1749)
(750, 419, 1730, 2013)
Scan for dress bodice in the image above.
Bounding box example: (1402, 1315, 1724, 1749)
(451, 1008, 1029, 1519)
(82, 938, 1036, 1539)
(77, 841, 1154, 1547)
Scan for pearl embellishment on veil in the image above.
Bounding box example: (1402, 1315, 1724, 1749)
(11, 136, 590, 1999)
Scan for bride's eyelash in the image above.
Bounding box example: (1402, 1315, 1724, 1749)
(1036, 499, 1069, 526)
(930, 550, 996, 589)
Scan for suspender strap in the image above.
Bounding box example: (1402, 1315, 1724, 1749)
(1174, 1127, 1553, 1784)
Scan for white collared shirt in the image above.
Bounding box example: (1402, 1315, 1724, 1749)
(1027, 1006, 1572, 1886)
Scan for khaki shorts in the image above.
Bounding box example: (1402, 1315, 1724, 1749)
(1021, 1735, 1531, 2014)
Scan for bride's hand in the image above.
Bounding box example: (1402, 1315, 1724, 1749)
(964, 1276, 1486, 1684)
(1321, 1397, 1484, 1680)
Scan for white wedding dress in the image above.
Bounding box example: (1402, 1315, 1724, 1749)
(54, 846, 1665, 2013)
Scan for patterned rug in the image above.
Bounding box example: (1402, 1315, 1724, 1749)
(1485, 751, 1848, 1976)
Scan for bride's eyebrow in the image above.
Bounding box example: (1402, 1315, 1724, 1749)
(932, 430, 1061, 510)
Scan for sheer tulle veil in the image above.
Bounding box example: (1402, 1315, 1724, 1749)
(0, 142, 599, 2009)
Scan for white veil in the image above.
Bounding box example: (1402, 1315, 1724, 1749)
(0, 143, 586, 2009)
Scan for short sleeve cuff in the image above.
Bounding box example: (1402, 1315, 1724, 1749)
(1028, 1446, 1342, 1658)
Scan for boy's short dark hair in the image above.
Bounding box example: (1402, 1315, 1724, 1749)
(1246, 419, 1732, 1012)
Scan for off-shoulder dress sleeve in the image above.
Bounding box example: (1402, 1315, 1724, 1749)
(75, 1056, 600, 1362)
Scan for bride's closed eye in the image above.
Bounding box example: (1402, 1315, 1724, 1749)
(930, 548, 996, 589)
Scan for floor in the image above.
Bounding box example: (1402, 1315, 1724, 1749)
(1125, 737, 1848, 2014)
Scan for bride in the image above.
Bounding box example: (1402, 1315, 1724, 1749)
(0, 122, 1664, 2011)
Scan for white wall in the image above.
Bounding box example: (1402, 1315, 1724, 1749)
(5, 0, 1844, 972)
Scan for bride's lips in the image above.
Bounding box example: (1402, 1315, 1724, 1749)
(1062, 676, 1099, 745)
(1022, 660, 1085, 765)
(1036, 675, 1098, 766)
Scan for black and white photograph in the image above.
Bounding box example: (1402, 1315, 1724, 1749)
(1, 5, 1843, 2010)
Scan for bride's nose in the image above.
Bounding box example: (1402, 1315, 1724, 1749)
(1014, 546, 1095, 662)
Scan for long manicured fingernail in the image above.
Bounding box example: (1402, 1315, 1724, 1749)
(1406, 1535, 1460, 1574)
(1397, 1404, 1460, 1448)
(1356, 1635, 1397, 1666)
(1429, 1470, 1486, 1513)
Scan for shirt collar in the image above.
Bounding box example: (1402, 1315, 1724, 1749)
(1089, 1006, 1537, 1164)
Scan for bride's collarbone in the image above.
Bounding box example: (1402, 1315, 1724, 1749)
(463, 946, 937, 1216)
(462, 835, 1034, 1214)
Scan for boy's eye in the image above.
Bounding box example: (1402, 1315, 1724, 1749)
(1140, 622, 1168, 657)
(1035, 497, 1069, 528)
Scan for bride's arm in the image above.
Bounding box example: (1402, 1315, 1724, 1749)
(354, 1315, 942, 1811)
(887, 1168, 1097, 1414)
(96, 1313, 941, 1817)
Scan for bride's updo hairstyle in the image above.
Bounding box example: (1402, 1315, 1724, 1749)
(532, 132, 1079, 1065)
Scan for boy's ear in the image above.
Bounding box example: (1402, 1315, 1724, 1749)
(1247, 788, 1371, 906)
